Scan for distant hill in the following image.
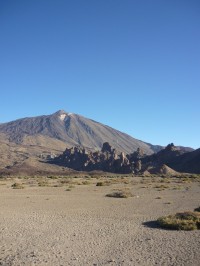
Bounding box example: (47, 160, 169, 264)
(140, 143, 199, 174)
(168, 148, 200, 174)
(141, 143, 187, 166)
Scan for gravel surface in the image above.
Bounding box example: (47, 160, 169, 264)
(0, 177, 200, 266)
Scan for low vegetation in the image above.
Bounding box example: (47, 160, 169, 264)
(154, 184, 170, 190)
(11, 182, 24, 189)
(106, 190, 133, 198)
(194, 206, 200, 212)
(2, 174, 200, 193)
(46, 176, 58, 179)
(96, 181, 104, 186)
(157, 211, 200, 230)
(38, 181, 49, 187)
(82, 180, 91, 185)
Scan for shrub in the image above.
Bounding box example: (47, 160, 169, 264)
(194, 207, 200, 212)
(11, 183, 24, 189)
(106, 190, 133, 198)
(157, 211, 200, 230)
(38, 181, 49, 187)
(60, 179, 71, 184)
(96, 182, 104, 186)
(47, 176, 58, 179)
(154, 185, 169, 189)
(82, 180, 90, 185)
(96, 181, 111, 186)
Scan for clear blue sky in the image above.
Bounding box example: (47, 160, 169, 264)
(0, 0, 200, 148)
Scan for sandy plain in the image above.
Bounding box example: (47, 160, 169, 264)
(0, 175, 200, 266)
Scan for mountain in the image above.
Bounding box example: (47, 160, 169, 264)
(0, 110, 195, 175)
(0, 110, 162, 155)
(0, 110, 164, 174)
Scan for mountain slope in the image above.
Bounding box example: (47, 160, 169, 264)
(138, 143, 199, 174)
(168, 148, 200, 174)
(0, 110, 162, 154)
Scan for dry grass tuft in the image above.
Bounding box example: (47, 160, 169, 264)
(38, 181, 49, 187)
(96, 181, 111, 186)
(11, 182, 24, 189)
(194, 206, 200, 212)
(96, 181, 104, 186)
(82, 180, 91, 185)
(157, 211, 200, 230)
(154, 184, 170, 189)
(106, 190, 133, 198)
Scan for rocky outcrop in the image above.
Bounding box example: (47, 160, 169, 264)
(52, 142, 132, 173)
(168, 148, 200, 174)
(141, 143, 186, 167)
(138, 143, 200, 174)
(51, 142, 200, 175)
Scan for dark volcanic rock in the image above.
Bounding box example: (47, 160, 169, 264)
(53, 142, 132, 174)
(141, 143, 186, 167)
(139, 143, 200, 174)
(51, 143, 200, 174)
(168, 148, 200, 174)
(101, 142, 112, 153)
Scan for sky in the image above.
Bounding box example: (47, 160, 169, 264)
(0, 0, 200, 148)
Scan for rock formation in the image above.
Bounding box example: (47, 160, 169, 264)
(50, 142, 200, 175)
(52, 142, 132, 174)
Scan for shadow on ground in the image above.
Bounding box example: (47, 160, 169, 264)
(143, 221, 176, 231)
(143, 220, 161, 229)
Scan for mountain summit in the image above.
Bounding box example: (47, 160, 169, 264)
(0, 110, 161, 154)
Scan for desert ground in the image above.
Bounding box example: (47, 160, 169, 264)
(0, 175, 200, 266)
